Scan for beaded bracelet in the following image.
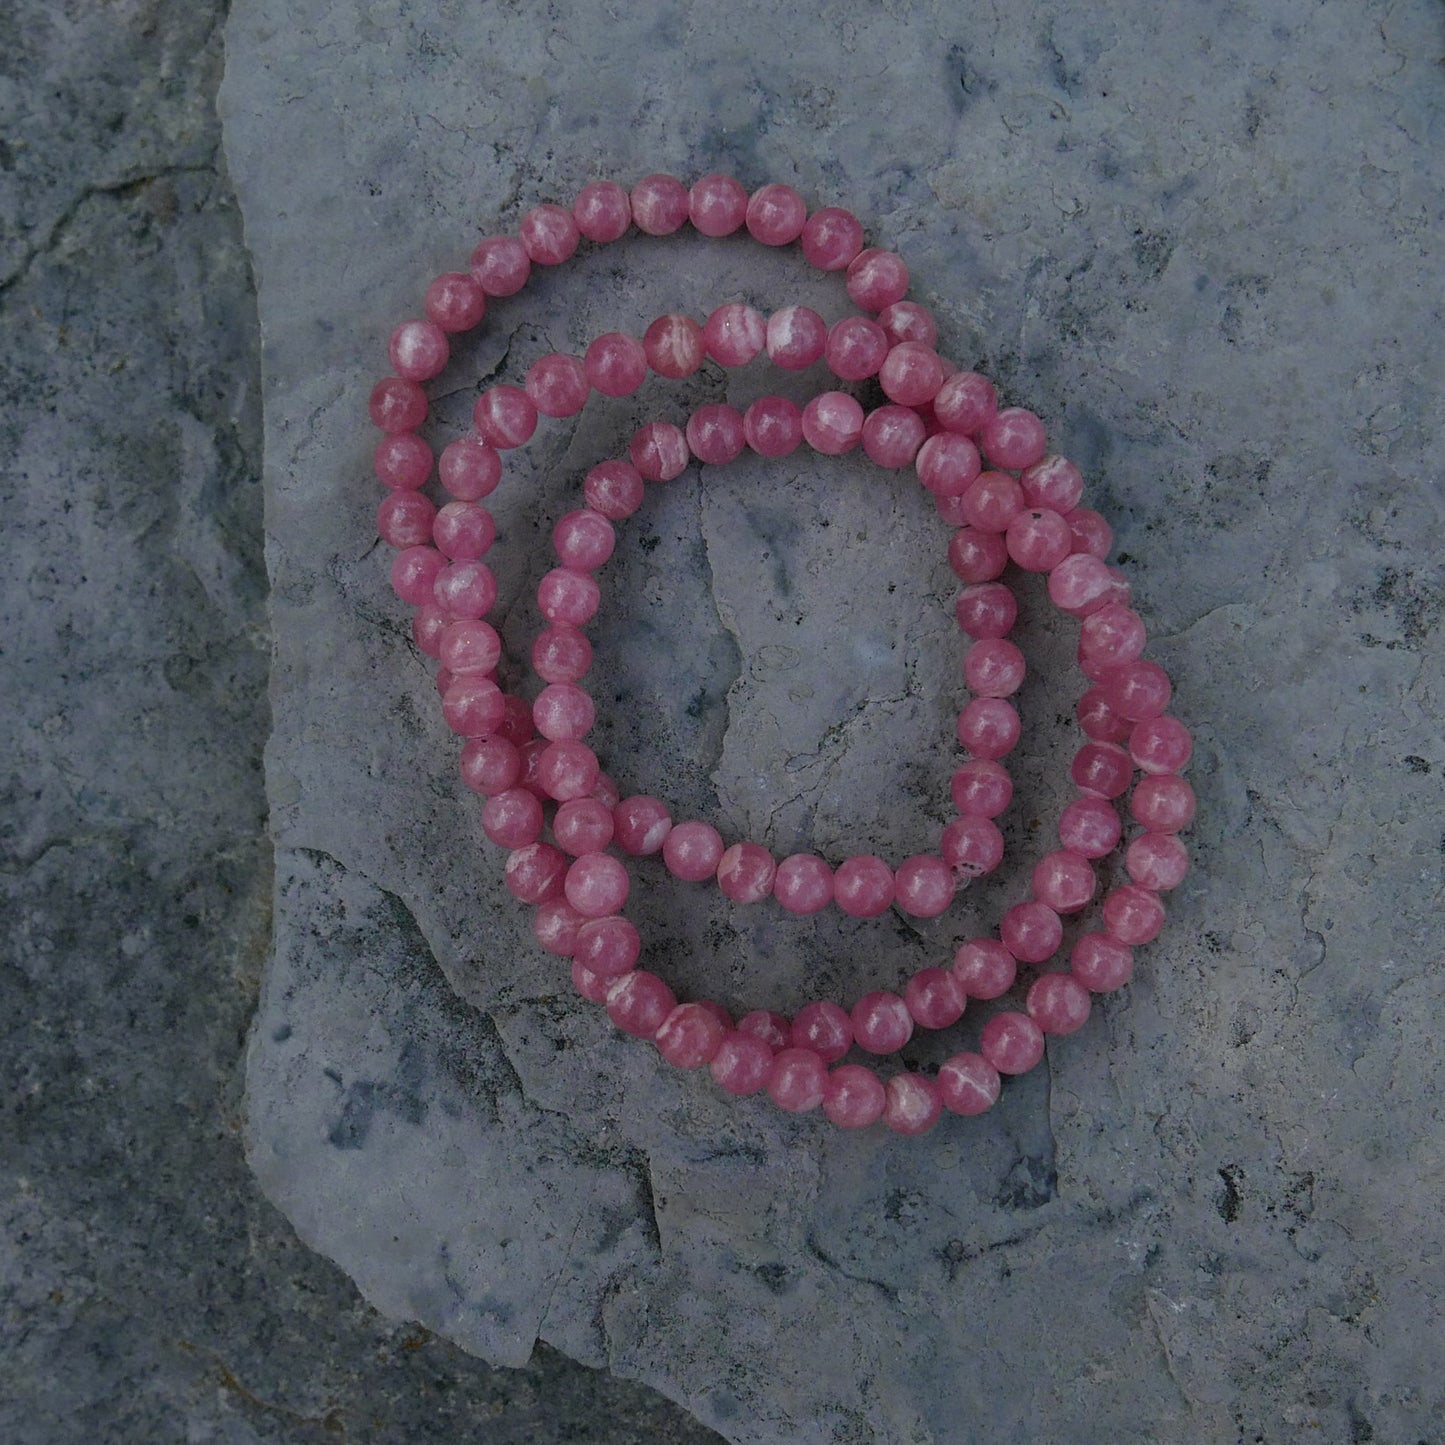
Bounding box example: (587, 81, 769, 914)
(365, 172, 1195, 1134)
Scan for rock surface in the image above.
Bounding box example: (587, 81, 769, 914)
(222, 1, 1444, 1441)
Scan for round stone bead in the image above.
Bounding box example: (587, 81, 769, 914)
(1129, 715, 1193, 774)
(663, 820, 725, 882)
(439, 436, 502, 501)
(526, 353, 591, 418)
(822, 1065, 886, 1129)
(1000, 901, 1064, 964)
(481, 788, 543, 848)
(846, 248, 909, 311)
(933, 371, 998, 435)
(952, 938, 1017, 999)
(503, 842, 567, 904)
(703, 303, 767, 366)
(643, 314, 705, 379)
(534, 899, 585, 957)
(520, 203, 579, 265)
(1102, 660, 1172, 722)
(434, 502, 497, 560)
(573, 180, 632, 242)
(938, 1053, 1001, 1115)
(441, 675, 505, 738)
(956, 698, 1021, 758)
(825, 316, 890, 381)
(606, 970, 676, 1039)
(584, 459, 646, 518)
(1130, 774, 1196, 832)
(459, 736, 521, 796)
(800, 207, 865, 271)
(370, 376, 428, 432)
(552, 509, 615, 569)
(743, 396, 805, 457)
(424, 271, 487, 333)
(904, 966, 966, 1030)
(1103, 885, 1167, 944)
(375, 433, 433, 490)
(767, 1048, 827, 1112)
(861, 406, 927, 468)
(1006, 509, 1073, 572)
(1057, 796, 1123, 858)
(1070, 933, 1134, 992)
(474, 385, 538, 449)
(1068, 508, 1113, 558)
(950, 758, 1013, 818)
(947, 528, 1009, 584)
(1020, 455, 1084, 512)
(441, 619, 502, 676)
(961, 471, 1024, 533)
(716, 842, 777, 903)
(532, 626, 592, 684)
(1031, 850, 1097, 913)
(964, 639, 1026, 698)
(571, 960, 611, 1003)
(980, 407, 1047, 470)
(833, 856, 895, 917)
(1077, 687, 1133, 744)
(894, 855, 955, 917)
(765, 306, 828, 369)
(885, 1074, 943, 1135)
(378, 492, 436, 548)
(537, 567, 600, 625)
(584, 333, 648, 397)
(879, 343, 946, 407)
(686, 404, 747, 466)
(773, 854, 834, 914)
(746, 183, 808, 245)
(802, 392, 865, 455)
(629, 173, 690, 235)
(434, 559, 498, 618)
(469, 236, 530, 296)
(389, 319, 448, 381)
(612, 795, 672, 856)
(737, 1010, 790, 1052)
(495, 695, 535, 747)
(1079, 605, 1148, 675)
(851, 992, 913, 1054)
(955, 583, 1018, 640)
(412, 605, 449, 658)
(1048, 554, 1118, 617)
(790, 1001, 853, 1064)
(1071, 741, 1134, 798)
(391, 546, 445, 607)
(710, 1032, 775, 1095)
(917, 433, 983, 496)
(941, 815, 1005, 879)
(655, 1003, 728, 1069)
(574, 915, 641, 979)
(535, 740, 599, 801)
(591, 773, 621, 810)
(1126, 831, 1190, 890)
(689, 174, 749, 236)
(552, 798, 615, 857)
(1027, 974, 1092, 1035)
(877, 300, 938, 347)
(980, 1011, 1046, 1075)
(630, 421, 690, 481)
(533, 683, 595, 742)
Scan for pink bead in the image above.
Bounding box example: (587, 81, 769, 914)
(851, 992, 913, 1054)
(537, 567, 600, 625)
(629, 421, 690, 482)
(583, 332, 648, 397)
(822, 1065, 886, 1128)
(377, 491, 436, 548)
(481, 788, 544, 848)
(1001, 901, 1063, 964)
(861, 406, 927, 468)
(656, 1003, 728, 1069)
(1126, 832, 1190, 890)
(885, 1074, 942, 1136)
(553, 798, 615, 856)
(1130, 774, 1197, 832)
(879, 343, 946, 407)
(474, 385, 538, 449)
(613, 795, 672, 856)
(710, 1033, 775, 1095)
(800, 207, 865, 271)
(1048, 554, 1118, 617)
(954, 583, 1018, 643)
(980, 407, 1047, 470)
(938, 1053, 1001, 1115)
(919, 427, 988, 497)
(564, 852, 629, 919)
(573, 180, 632, 243)
(571, 960, 611, 1003)
(433, 502, 496, 561)
(1006, 508, 1073, 571)
(630, 173, 690, 236)
(952, 938, 1017, 999)
(374, 433, 433, 490)
(642, 314, 704, 379)
(1020, 455, 1084, 513)
(525, 353, 591, 418)
(947, 528, 1009, 583)
(1070, 933, 1134, 992)
(391, 545, 445, 607)
(470, 236, 530, 296)
(1057, 796, 1123, 858)
(773, 854, 834, 915)
(1027, 973, 1092, 1035)
(1031, 850, 1097, 914)
(932, 371, 998, 435)
(894, 855, 955, 917)
(369, 376, 428, 432)
(584, 459, 646, 519)
(1077, 687, 1133, 743)
(574, 915, 641, 979)
(532, 626, 592, 684)
(904, 967, 966, 1030)
(1129, 715, 1193, 774)
(1079, 605, 1147, 675)
(950, 758, 1013, 818)
(956, 698, 1021, 758)
(663, 820, 725, 882)
(424, 272, 487, 333)
(790, 1001, 853, 1064)
(535, 740, 599, 801)
(520, 203, 579, 265)
(1102, 660, 1172, 722)
(964, 638, 1026, 698)
(960, 471, 1024, 533)
(1071, 741, 1134, 798)
(941, 815, 1005, 878)
(825, 316, 889, 381)
(439, 436, 502, 501)
(737, 1010, 790, 1052)
(716, 842, 777, 903)
(703, 303, 767, 366)
(534, 899, 585, 957)
(516, 738, 550, 796)
(496, 695, 535, 747)
(533, 682, 595, 742)
(412, 605, 448, 658)
(389, 319, 448, 381)
(689, 174, 749, 236)
(441, 675, 505, 737)
(459, 736, 521, 795)
(833, 855, 895, 918)
(846, 248, 909, 311)
(802, 392, 865, 455)
(440, 618, 502, 675)
(1103, 885, 1166, 945)
(591, 772, 621, 810)
(746, 183, 808, 246)
(980, 1011, 1046, 1075)
(743, 396, 804, 457)
(935, 490, 974, 526)
(877, 301, 938, 347)
(765, 306, 828, 370)
(503, 842, 567, 904)
(552, 509, 615, 570)
(606, 970, 676, 1039)
(686, 404, 747, 466)
(1067, 508, 1113, 558)
(767, 1048, 827, 1112)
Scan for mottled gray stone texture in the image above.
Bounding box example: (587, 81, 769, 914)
(2, 1, 723, 1440)
(222, 1, 1443, 1442)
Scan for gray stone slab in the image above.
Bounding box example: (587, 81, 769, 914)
(222, 1, 1445, 1440)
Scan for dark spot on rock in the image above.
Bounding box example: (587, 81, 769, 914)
(1217, 1164, 1244, 1222)
(1404, 755, 1430, 773)
(753, 1262, 791, 1295)
(272, 1023, 292, 1043)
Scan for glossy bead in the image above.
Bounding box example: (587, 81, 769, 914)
(846, 248, 909, 310)
(481, 788, 543, 848)
(1020, 455, 1084, 512)
(1001, 901, 1064, 964)
(894, 855, 955, 917)
(743, 396, 805, 457)
(1071, 742, 1134, 798)
(537, 567, 600, 625)
(956, 698, 1021, 758)
(766, 306, 828, 370)
(440, 619, 502, 676)
(851, 992, 913, 1054)
(584, 332, 648, 397)
(1070, 933, 1134, 992)
(801, 392, 865, 455)
(826, 316, 890, 381)
(885, 1074, 942, 1135)
(917, 433, 982, 496)
(947, 528, 1008, 583)
(689, 174, 749, 236)
(574, 915, 641, 979)
(573, 179, 632, 243)
(441, 675, 505, 737)
(584, 459, 646, 518)
(823, 1065, 886, 1128)
(369, 376, 428, 432)
(711, 1032, 775, 1095)
(629, 421, 690, 482)
(553, 798, 615, 856)
(961, 471, 1024, 533)
(800, 207, 865, 271)
(374, 433, 433, 490)
(412, 605, 448, 658)
(980, 407, 1047, 470)
(904, 967, 966, 1030)
(773, 854, 834, 914)
(1067, 508, 1113, 558)
(768, 1048, 828, 1112)
(571, 960, 611, 1003)
(833, 855, 895, 917)
(954, 583, 1018, 640)
(612, 795, 672, 856)
(1027, 973, 1092, 1035)
(938, 1053, 1001, 1115)
(1048, 554, 1117, 617)
(1057, 796, 1123, 858)
(1077, 687, 1133, 744)
(591, 773, 621, 810)
(459, 736, 521, 796)
(1103, 885, 1166, 944)
(642, 314, 704, 379)
(535, 740, 599, 801)
(1102, 660, 1172, 722)
(717, 842, 777, 903)
(424, 271, 487, 333)
(790, 1001, 853, 1064)
(878, 301, 938, 347)
(1126, 832, 1190, 890)
(533, 682, 595, 741)
(474, 385, 538, 449)
(964, 638, 1026, 698)
(630, 173, 691, 235)
(495, 695, 535, 748)
(656, 1004, 728, 1068)
(1129, 715, 1193, 774)
(952, 939, 1017, 999)
(686, 404, 747, 466)
(469, 236, 529, 296)
(434, 502, 496, 560)
(1079, 604, 1148, 674)
(932, 371, 998, 435)
(552, 509, 615, 570)
(532, 626, 592, 684)
(737, 1010, 790, 1052)
(703, 303, 767, 366)
(941, 814, 1005, 878)
(950, 758, 1013, 818)
(746, 183, 808, 246)
(503, 842, 567, 904)
(389, 319, 448, 381)
(534, 899, 585, 957)
(980, 1011, 1045, 1074)
(1031, 850, 1097, 913)
(564, 852, 629, 918)
(526, 353, 591, 418)
(1006, 508, 1073, 571)
(439, 437, 502, 501)
(879, 343, 946, 407)
(391, 545, 445, 607)
(434, 560, 498, 618)
(377, 491, 436, 548)
(1130, 774, 1196, 832)
(606, 970, 676, 1038)
(520, 203, 579, 265)
(861, 406, 927, 468)
(662, 820, 725, 882)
